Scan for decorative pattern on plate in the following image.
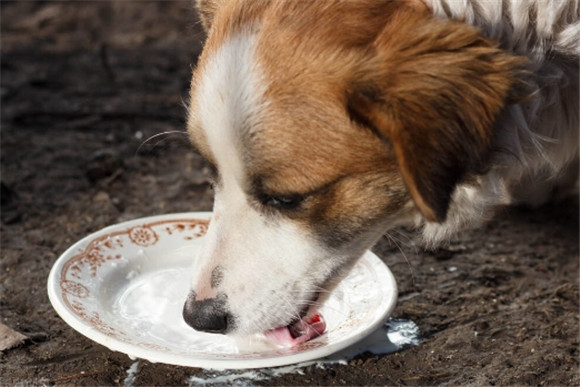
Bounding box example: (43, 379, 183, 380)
(128, 226, 158, 246)
(58, 217, 209, 341)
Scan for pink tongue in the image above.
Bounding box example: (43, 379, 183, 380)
(265, 313, 326, 347)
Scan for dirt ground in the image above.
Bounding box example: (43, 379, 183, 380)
(1, 2, 578, 386)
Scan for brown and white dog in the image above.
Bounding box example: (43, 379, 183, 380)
(182, 0, 579, 346)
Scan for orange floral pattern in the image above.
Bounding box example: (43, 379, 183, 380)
(61, 280, 90, 298)
(128, 226, 158, 246)
(58, 217, 210, 347)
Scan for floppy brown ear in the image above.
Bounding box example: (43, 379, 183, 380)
(195, 0, 223, 31)
(348, 8, 526, 223)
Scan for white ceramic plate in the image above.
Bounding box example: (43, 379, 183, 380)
(47, 212, 397, 369)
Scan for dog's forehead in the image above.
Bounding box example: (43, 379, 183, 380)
(188, 26, 389, 195)
(188, 30, 266, 180)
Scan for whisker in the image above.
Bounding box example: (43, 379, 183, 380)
(288, 284, 363, 298)
(263, 291, 303, 328)
(285, 288, 349, 317)
(135, 130, 189, 156)
(295, 299, 346, 317)
(384, 231, 416, 287)
(303, 284, 333, 293)
(260, 274, 310, 327)
(389, 228, 417, 250)
(180, 97, 191, 115)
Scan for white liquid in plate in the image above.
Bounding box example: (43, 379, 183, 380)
(99, 247, 386, 358)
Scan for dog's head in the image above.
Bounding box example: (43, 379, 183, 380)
(182, 0, 525, 342)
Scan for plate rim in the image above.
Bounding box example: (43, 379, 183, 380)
(47, 212, 398, 370)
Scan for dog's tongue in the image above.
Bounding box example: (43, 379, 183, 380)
(265, 313, 326, 347)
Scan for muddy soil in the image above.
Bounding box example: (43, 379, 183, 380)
(1, 2, 578, 386)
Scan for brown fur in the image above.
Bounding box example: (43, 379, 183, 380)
(195, 0, 220, 31)
(190, 0, 526, 231)
(347, 7, 528, 221)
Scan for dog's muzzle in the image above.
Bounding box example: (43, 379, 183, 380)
(182, 291, 326, 346)
(182, 291, 233, 334)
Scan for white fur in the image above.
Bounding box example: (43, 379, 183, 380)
(421, 0, 579, 244)
(191, 32, 347, 334)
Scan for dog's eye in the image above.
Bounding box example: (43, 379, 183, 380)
(261, 194, 304, 210)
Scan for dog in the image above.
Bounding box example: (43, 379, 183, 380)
(182, 0, 579, 346)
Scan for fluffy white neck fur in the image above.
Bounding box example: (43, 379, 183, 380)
(419, 0, 579, 244)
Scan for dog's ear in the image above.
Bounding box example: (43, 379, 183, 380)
(348, 8, 526, 223)
(195, 0, 223, 32)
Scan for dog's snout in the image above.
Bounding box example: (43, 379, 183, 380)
(182, 292, 233, 334)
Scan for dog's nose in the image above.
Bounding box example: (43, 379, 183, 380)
(182, 293, 232, 334)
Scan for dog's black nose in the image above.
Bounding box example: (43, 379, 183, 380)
(182, 293, 232, 334)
